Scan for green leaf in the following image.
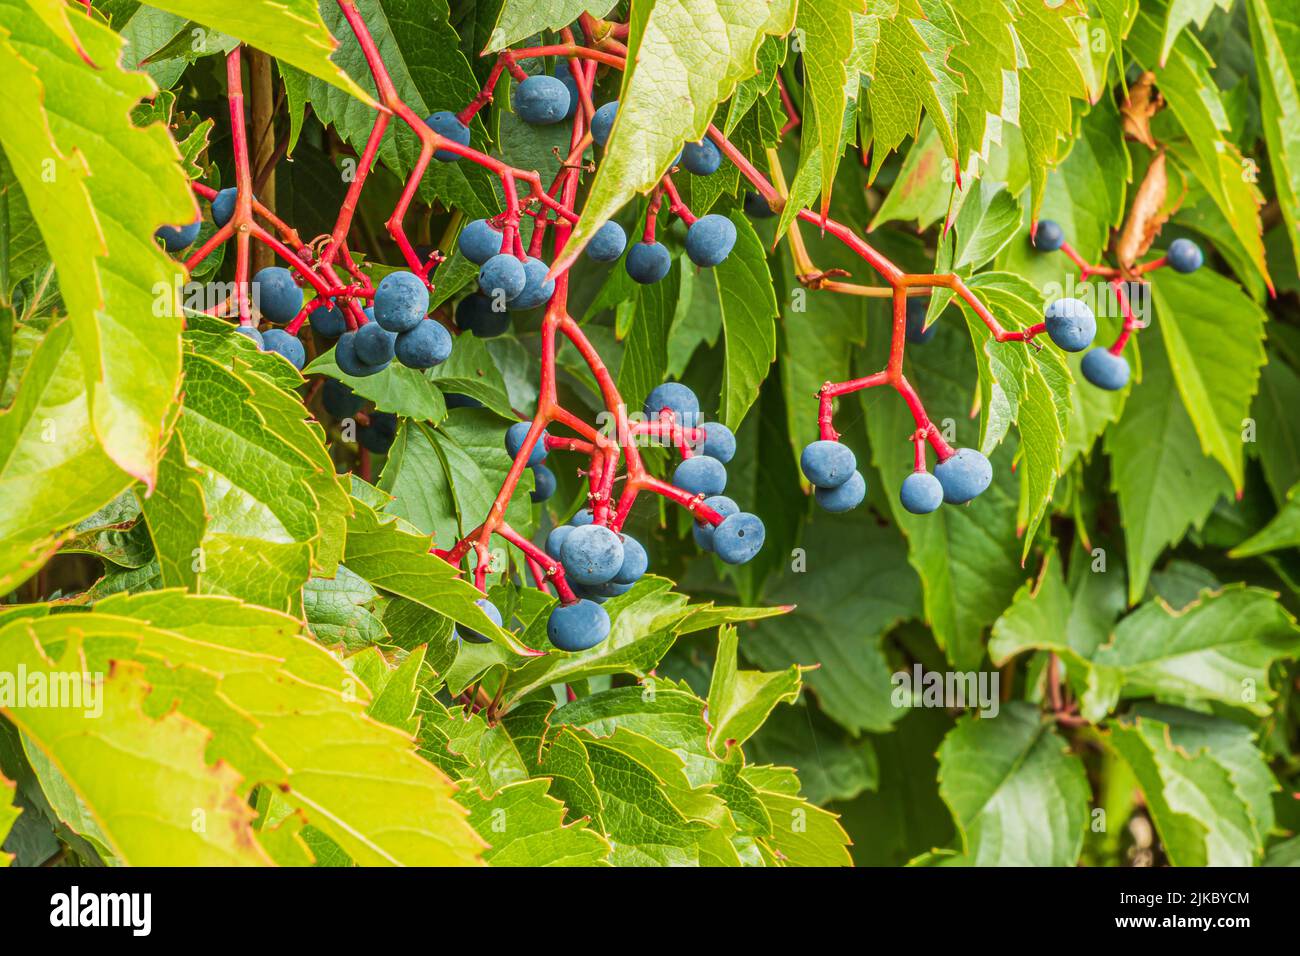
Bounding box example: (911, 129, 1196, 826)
(937, 702, 1089, 866)
(486, 0, 619, 52)
(553, 0, 796, 269)
(616, 258, 678, 418)
(0, 770, 16, 865)
(1106, 711, 1259, 865)
(1129, 7, 1270, 287)
(0, 616, 271, 865)
(1162, 0, 1235, 64)
(1092, 584, 1300, 715)
(1248, 0, 1300, 269)
(303, 565, 388, 649)
(145, 0, 372, 103)
(139, 353, 349, 609)
(952, 182, 1022, 272)
(306, 348, 449, 421)
(742, 765, 853, 865)
(457, 778, 612, 865)
(0, 1, 194, 485)
(1009, 0, 1091, 220)
(1232, 479, 1300, 556)
(0, 321, 132, 594)
(1104, 322, 1232, 603)
(343, 495, 535, 655)
(713, 212, 776, 428)
(748, 512, 921, 733)
(706, 624, 801, 752)
(308, 0, 497, 216)
(1149, 267, 1266, 492)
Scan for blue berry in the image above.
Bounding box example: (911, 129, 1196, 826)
(698, 422, 736, 464)
(509, 257, 555, 311)
(934, 448, 993, 504)
(445, 392, 484, 409)
(626, 242, 671, 284)
(693, 495, 739, 551)
(233, 325, 263, 348)
(478, 253, 527, 301)
(425, 111, 471, 162)
(1167, 238, 1203, 274)
(569, 508, 596, 527)
(323, 379, 362, 419)
(1032, 220, 1065, 252)
(743, 191, 775, 219)
(155, 218, 200, 252)
(800, 440, 856, 489)
(814, 470, 865, 513)
(591, 101, 618, 146)
(673, 455, 727, 496)
(554, 62, 579, 119)
(459, 218, 504, 265)
(335, 331, 388, 377)
(253, 267, 303, 325)
(455, 597, 501, 644)
(713, 512, 765, 565)
(358, 411, 398, 454)
(643, 382, 700, 425)
(1044, 297, 1096, 353)
(211, 187, 238, 228)
(587, 221, 627, 263)
(505, 421, 548, 466)
(355, 320, 397, 365)
(547, 599, 611, 652)
(614, 534, 648, 585)
(905, 298, 936, 345)
(560, 524, 625, 586)
(682, 139, 721, 175)
(309, 300, 347, 338)
(373, 271, 429, 333)
(545, 524, 573, 560)
(531, 464, 556, 503)
(900, 471, 944, 515)
(456, 292, 510, 338)
(395, 319, 452, 368)
(685, 214, 737, 267)
(261, 329, 305, 369)
(513, 74, 571, 125)
(1080, 347, 1130, 391)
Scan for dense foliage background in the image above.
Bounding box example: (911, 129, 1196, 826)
(1, 0, 1299, 867)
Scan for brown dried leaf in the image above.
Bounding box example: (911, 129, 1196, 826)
(1115, 150, 1169, 270)
(1122, 72, 1164, 149)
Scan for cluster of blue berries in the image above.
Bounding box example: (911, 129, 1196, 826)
(154, 184, 243, 253)
(1032, 219, 1205, 393)
(800, 438, 995, 516)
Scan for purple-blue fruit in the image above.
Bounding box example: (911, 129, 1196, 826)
(682, 139, 721, 176)
(554, 62, 579, 119)
(425, 111, 471, 162)
(713, 512, 765, 565)
(513, 74, 571, 125)
(560, 524, 625, 586)
(900, 471, 944, 515)
(261, 329, 305, 369)
(253, 266, 303, 325)
(505, 421, 548, 466)
(587, 221, 627, 263)
(373, 271, 429, 333)
(591, 101, 618, 146)
(323, 378, 362, 419)
(478, 253, 527, 301)
(934, 448, 993, 504)
(1080, 347, 1130, 391)
(673, 455, 727, 496)
(744, 191, 775, 219)
(211, 187, 238, 228)
(905, 298, 936, 345)
(815, 470, 866, 513)
(508, 257, 555, 311)
(1044, 297, 1096, 353)
(613, 534, 648, 585)
(395, 319, 452, 368)
(155, 218, 200, 252)
(547, 599, 610, 651)
(800, 440, 856, 489)
(309, 300, 347, 338)
(626, 241, 671, 284)
(1167, 238, 1203, 274)
(335, 331, 388, 377)
(456, 292, 510, 338)
(698, 422, 736, 464)
(693, 495, 739, 551)
(357, 411, 398, 454)
(1032, 220, 1065, 252)
(685, 214, 737, 267)
(355, 320, 397, 365)
(531, 464, 556, 503)
(545, 524, 573, 560)
(459, 218, 504, 265)
(643, 382, 700, 425)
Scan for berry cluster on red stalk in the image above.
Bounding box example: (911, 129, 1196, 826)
(155, 1, 1093, 653)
